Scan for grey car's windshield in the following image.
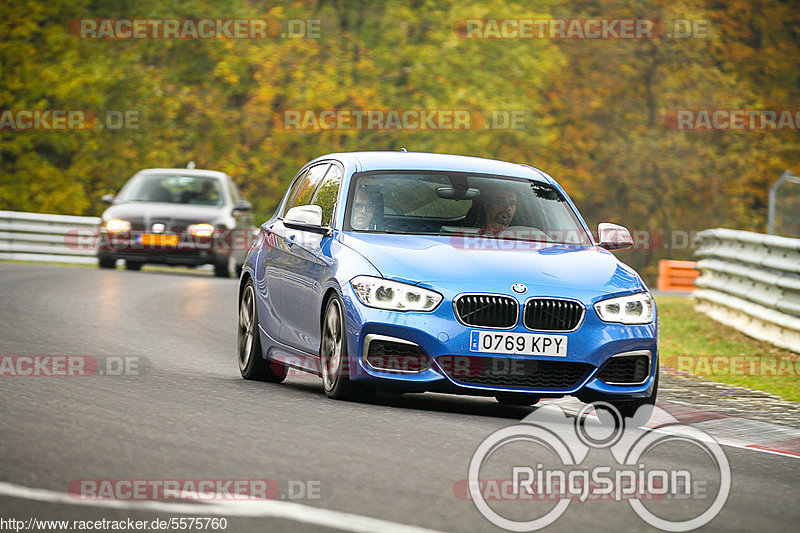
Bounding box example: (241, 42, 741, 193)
(345, 172, 592, 245)
(117, 174, 224, 205)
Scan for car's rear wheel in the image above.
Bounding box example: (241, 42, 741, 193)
(495, 393, 540, 406)
(125, 260, 143, 271)
(238, 280, 286, 382)
(320, 294, 373, 401)
(98, 257, 116, 269)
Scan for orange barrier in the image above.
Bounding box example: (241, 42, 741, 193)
(657, 260, 699, 292)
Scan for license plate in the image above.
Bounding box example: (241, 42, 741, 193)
(140, 233, 179, 246)
(470, 331, 567, 357)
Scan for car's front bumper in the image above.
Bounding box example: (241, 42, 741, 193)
(97, 230, 232, 266)
(341, 285, 658, 401)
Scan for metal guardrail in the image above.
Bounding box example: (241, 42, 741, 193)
(0, 210, 99, 264)
(694, 228, 800, 353)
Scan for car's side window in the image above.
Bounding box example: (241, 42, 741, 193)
(311, 164, 342, 227)
(281, 168, 311, 216)
(286, 163, 331, 213)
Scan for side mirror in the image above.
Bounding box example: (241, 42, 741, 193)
(283, 205, 329, 235)
(233, 199, 252, 213)
(597, 223, 633, 250)
(101, 194, 115, 204)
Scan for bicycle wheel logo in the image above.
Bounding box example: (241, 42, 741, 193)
(467, 403, 730, 532)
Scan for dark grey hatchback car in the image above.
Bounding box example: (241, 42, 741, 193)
(97, 168, 256, 277)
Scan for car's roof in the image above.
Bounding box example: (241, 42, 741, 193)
(135, 168, 229, 179)
(310, 151, 551, 182)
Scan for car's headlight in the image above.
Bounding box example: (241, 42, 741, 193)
(594, 292, 654, 324)
(350, 276, 442, 312)
(188, 223, 215, 237)
(104, 219, 131, 233)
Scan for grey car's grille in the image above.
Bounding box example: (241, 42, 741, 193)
(454, 295, 518, 328)
(440, 356, 592, 390)
(523, 299, 584, 331)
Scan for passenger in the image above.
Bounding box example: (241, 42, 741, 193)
(351, 185, 377, 230)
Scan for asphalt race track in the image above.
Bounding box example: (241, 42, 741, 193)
(0, 263, 798, 532)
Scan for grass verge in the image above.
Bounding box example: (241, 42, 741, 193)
(656, 294, 800, 402)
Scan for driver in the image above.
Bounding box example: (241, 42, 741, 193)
(194, 180, 219, 204)
(482, 186, 518, 233)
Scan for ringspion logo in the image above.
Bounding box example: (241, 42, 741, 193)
(463, 404, 730, 531)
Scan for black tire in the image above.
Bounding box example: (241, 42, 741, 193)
(238, 280, 286, 382)
(495, 393, 540, 406)
(125, 260, 143, 271)
(320, 294, 374, 401)
(98, 256, 116, 269)
(215, 254, 237, 278)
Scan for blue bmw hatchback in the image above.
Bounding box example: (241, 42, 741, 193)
(237, 151, 657, 416)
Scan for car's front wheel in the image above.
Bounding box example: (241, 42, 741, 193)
(215, 254, 237, 278)
(98, 256, 116, 269)
(238, 280, 286, 382)
(320, 294, 373, 401)
(599, 370, 659, 422)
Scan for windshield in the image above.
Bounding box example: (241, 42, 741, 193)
(344, 172, 592, 245)
(117, 174, 225, 205)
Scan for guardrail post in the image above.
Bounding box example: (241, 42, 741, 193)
(767, 170, 800, 235)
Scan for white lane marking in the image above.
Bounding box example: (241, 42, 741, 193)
(0, 482, 445, 533)
(692, 417, 800, 445)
